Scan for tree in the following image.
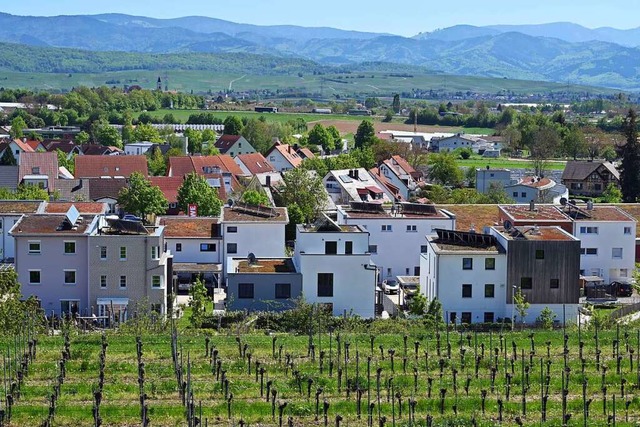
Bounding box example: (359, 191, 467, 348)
(513, 289, 530, 330)
(184, 128, 203, 154)
(530, 126, 560, 177)
(241, 189, 269, 206)
(147, 148, 166, 176)
(424, 298, 444, 330)
(15, 183, 49, 201)
(223, 115, 244, 135)
(57, 149, 76, 174)
(536, 307, 556, 330)
(277, 167, 326, 224)
(392, 94, 400, 114)
(562, 125, 586, 160)
(602, 183, 623, 203)
(618, 109, 640, 202)
(407, 293, 427, 316)
(95, 123, 123, 148)
(9, 116, 26, 139)
(177, 172, 223, 216)
(326, 126, 342, 150)
(354, 120, 377, 149)
(118, 172, 168, 219)
(427, 153, 463, 186)
(188, 276, 209, 328)
(0, 148, 16, 166)
(75, 131, 90, 144)
(132, 123, 163, 143)
(307, 124, 333, 153)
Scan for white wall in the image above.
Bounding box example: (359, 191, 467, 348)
(379, 163, 410, 199)
(0, 214, 22, 260)
(166, 237, 222, 264)
(223, 222, 286, 273)
(267, 150, 293, 172)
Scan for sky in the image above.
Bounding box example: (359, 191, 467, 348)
(3, 0, 638, 37)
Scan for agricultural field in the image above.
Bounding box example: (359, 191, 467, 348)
(3, 320, 640, 426)
(456, 157, 567, 171)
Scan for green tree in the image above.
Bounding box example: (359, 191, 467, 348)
(56, 149, 76, 174)
(530, 126, 561, 177)
(188, 276, 209, 328)
(184, 128, 203, 154)
(602, 183, 623, 203)
(223, 115, 244, 135)
(277, 167, 326, 223)
(177, 173, 223, 216)
(354, 120, 377, 149)
(95, 123, 123, 148)
(9, 116, 26, 139)
(0, 148, 16, 166)
(241, 189, 269, 206)
(118, 172, 168, 219)
(407, 293, 427, 316)
(428, 153, 463, 186)
(326, 126, 342, 150)
(147, 148, 167, 176)
(75, 131, 90, 144)
(392, 94, 400, 114)
(424, 298, 444, 329)
(619, 109, 640, 202)
(308, 123, 333, 153)
(513, 289, 530, 330)
(536, 307, 556, 330)
(132, 123, 163, 143)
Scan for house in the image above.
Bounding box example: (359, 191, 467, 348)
(475, 168, 512, 194)
(265, 141, 304, 172)
(296, 147, 315, 160)
(504, 176, 568, 204)
(337, 201, 456, 280)
(0, 166, 19, 191)
(166, 155, 243, 201)
(88, 178, 128, 213)
(18, 152, 59, 192)
(80, 144, 123, 156)
(234, 153, 275, 176)
(561, 161, 620, 197)
(75, 155, 148, 178)
(124, 142, 156, 156)
(43, 140, 82, 158)
(433, 134, 480, 153)
(25, 139, 47, 152)
(323, 168, 393, 205)
(226, 257, 302, 312)
(158, 216, 223, 290)
(293, 215, 377, 318)
(378, 156, 421, 200)
(214, 135, 256, 157)
(149, 176, 184, 215)
(0, 138, 35, 165)
(498, 203, 573, 234)
(0, 200, 44, 262)
(369, 167, 405, 202)
(422, 228, 508, 324)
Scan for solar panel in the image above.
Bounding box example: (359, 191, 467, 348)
(232, 201, 278, 218)
(349, 201, 385, 213)
(435, 228, 496, 247)
(339, 175, 353, 183)
(106, 218, 148, 235)
(400, 203, 438, 215)
(65, 205, 80, 227)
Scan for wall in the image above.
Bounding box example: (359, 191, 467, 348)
(226, 271, 302, 312)
(475, 169, 511, 194)
(267, 150, 293, 172)
(166, 237, 222, 264)
(0, 214, 22, 260)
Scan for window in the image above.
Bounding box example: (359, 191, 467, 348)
(406, 225, 417, 232)
(521, 192, 526, 198)
(119, 246, 127, 260)
(119, 275, 127, 288)
(484, 312, 495, 323)
(420, 245, 429, 253)
(594, 184, 602, 191)
(461, 312, 472, 324)
(151, 246, 160, 259)
(64, 241, 76, 254)
(580, 226, 599, 234)
(227, 226, 238, 233)
(581, 248, 598, 255)
(238, 283, 254, 299)
(462, 258, 473, 270)
(512, 192, 518, 197)
(275, 283, 291, 299)
(345, 241, 353, 255)
(612, 248, 623, 259)
(152, 275, 162, 288)
(462, 284, 472, 298)
(227, 243, 237, 254)
(32, 166, 40, 174)
(571, 183, 583, 190)
(269, 156, 276, 162)
(317, 273, 334, 297)
(520, 277, 533, 290)
(0, 219, 2, 230)
(485, 258, 495, 270)
(60, 300, 79, 315)
(550, 279, 559, 289)
(28, 241, 41, 254)
(64, 270, 76, 285)
(100, 246, 107, 260)
(484, 284, 494, 298)
(175, 243, 182, 252)
(381, 225, 392, 232)
(449, 312, 457, 324)
(535, 249, 544, 260)
(325, 241, 337, 254)
(200, 243, 216, 252)
(624, 227, 632, 235)
(29, 270, 41, 285)
(368, 245, 377, 254)
(621, 269, 629, 277)
(100, 275, 107, 288)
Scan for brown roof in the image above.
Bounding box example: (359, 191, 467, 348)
(88, 177, 127, 200)
(608, 204, 640, 234)
(235, 153, 275, 175)
(12, 214, 96, 235)
(12, 139, 35, 153)
(560, 205, 635, 222)
(44, 202, 107, 214)
(235, 258, 296, 273)
(214, 135, 242, 153)
(439, 204, 500, 232)
(80, 145, 123, 155)
(562, 160, 619, 181)
(43, 140, 78, 154)
(18, 152, 59, 190)
(0, 200, 42, 214)
(168, 155, 244, 178)
(297, 147, 315, 160)
(75, 155, 148, 178)
(496, 225, 575, 241)
(149, 176, 184, 204)
(266, 142, 303, 168)
(158, 216, 220, 238)
(515, 176, 553, 189)
(389, 155, 416, 175)
(370, 167, 404, 201)
(222, 206, 288, 223)
(500, 204, 570, 221)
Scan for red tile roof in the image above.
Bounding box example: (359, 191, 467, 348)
(297, 147, 315, 160)
(370, 167, 404, 201)
(149, 176, 184, 204)
(13, 138, 35, 153)
(266, 142, 303, 168)
(235, 153, 275, 175)
(214, 135, 242, 153)
(75, 155, 148, 178)
(18, 152, 58, 190)
(158, 216, 220, 238)
(25, 140, 43, 151)
(167, 155, 244, 178)
(44, 202, 107, 214)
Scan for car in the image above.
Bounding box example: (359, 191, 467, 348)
(382, 279, 399, 295)
(608, 281, 633, 297)
(401, 282, 419, 298)
(123, 214, 142, 222)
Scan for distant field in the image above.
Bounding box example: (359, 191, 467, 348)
(138, 109, 366, 124)
(0, 70, 618, 96)
(457, 158, 567, 171)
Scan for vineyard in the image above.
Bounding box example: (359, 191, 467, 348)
(2, 319, 640, 426)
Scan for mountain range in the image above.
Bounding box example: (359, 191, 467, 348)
(1, 12, 639, 90)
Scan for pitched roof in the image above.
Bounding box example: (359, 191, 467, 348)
(12, 138, 35, 153)
(0, 165, 18, 191)
(75, 155, 148, 178)
(235, 153, 275, 175)
(43, 140, 78, 154)
(214, 134, 242, 153)
(266, 142, 303, 168)
(80, 144, 123, 155)
(87, 177, 128, 200)
(54, 178, 91, 202)
(25, 140, 44, 151)
(0, 200, 42, 214)
(297, 147, 315, 160)
(149, 176, 184, 204)
(43, 201, 107, 214)
(167, 155, 244, 177)
(562, 160, 620, 181)
(18, 152, 58, 190)
(370, 167, 404, 201)
(158, 216, 220, 238)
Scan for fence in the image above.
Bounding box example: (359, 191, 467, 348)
(609, 300, 640, 321)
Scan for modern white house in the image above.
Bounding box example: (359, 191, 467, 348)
(293, 215, 377, 318)
(505, 177, 568, 204)
(475, 168, 512, 194)
(337, 202, 456, 280)
(324, 169, 393, 205)
(0, 200, 44, 262)
(124, 142, 156, 156)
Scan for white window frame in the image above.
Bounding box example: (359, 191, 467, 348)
(119, 275, 127, 288)
(64, 269, 76, 285)
(28, 269, 41, 285)
(64, 240, 76, 255)
(151, 275, 163, 289)
(381, 224, 392, 232)
(406, 225, 417, 232)
(28, 240, 41, 254)
(119, 246, 127, 261)
(151, 246, 160, 260)
(580, 226, 599, 234)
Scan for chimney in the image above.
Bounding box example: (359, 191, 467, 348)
(265, 175, 271, 187)
(184, 136, 189, 155)
(288, 145, 292, 154)
(354, 169, 359, 180)
(529, 200, 535, 212)
(587, 200, 594, 211)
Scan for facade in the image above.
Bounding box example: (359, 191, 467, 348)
(293, 216, 376, 318)
(337, 202, 456, 280)
(226, 257, 302, 311)
(378, 156, 420, 200)
(124, 142, 155, 156)
(561, 161, 620, 197)
(265, 142, 303, 172)
(475, 168, 511, 194)
(498, 203, 573, 233)
(505, 177, 568, 204)
(0, 200, 43, 262)
(214, 135, 256, 158)
(324, 169, 393, 205)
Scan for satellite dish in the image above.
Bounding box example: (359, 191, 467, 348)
(504, 220, 513, 230)
(227, 199, 234, 207)
(247, 252, 256, 265)
(560, 197, 567, 206)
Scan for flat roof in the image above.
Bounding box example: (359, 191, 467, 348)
(12, 214, 96, 235)
(223, 206, 288, 223)
(560, 205, 635, 222)
(173, 263, 221, 273)
(429, 238, 502, 252)
(159, 217, 220, 238)
(500, 205, 570, 221)
(495, 225, 576, 241)
(234, 258, 296, 273)
(0, 201, 42, 214)
(438, 204, 500, 231)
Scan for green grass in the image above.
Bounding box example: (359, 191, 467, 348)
(138, 108, 366, 124)
(457, 157, 567, 171)
(3, 321, 640, 426)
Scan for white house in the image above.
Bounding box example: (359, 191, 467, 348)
(324, 169, 393, 205)
(0, 200, 44, 262)
(265, 141, 303, 172)
(293, 215, 376, 318)
(124, 142, 155, 156)
(433, 134, 482, 153)
(421, 228, 508, 324)
(378, 156, 421, 200)
(505, 177, 568, 204)
(475, 168, 512, 194)
(337, 202, 455, 280)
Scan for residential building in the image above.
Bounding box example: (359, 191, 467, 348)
(124, 142, 156, 156)
(0, 138, 35, 165)
(337, 201, 456, 280)
(561, 160, 620, 197)
(498, 203, 573, 234)
(475, 168, 512, 194)
(234, 153, 276, 176)
(504, 176, 568, 204)
(0, 200, 43, 262)
(433, 134, 480, 153)
(324, 168, 393, 205)
(18, 152, 59, 192)
(166, 155, 242, 201)
(75, 155, 148, 178)
(265, 141, 303, 172)
(88, 177, 128, 213)
(378, 156, 421, 200)
(150, 177, 184, 215)
(226, 257, 302, 312)
(293, 215, 376, 317)
(214, 135, 256, 157)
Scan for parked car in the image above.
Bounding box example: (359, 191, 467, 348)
(123, 214, 142, 222)
(382, 279, 399, 295)
(400, 282, 419, 298)
(608, 281, 633, 297)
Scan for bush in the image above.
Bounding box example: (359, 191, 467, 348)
(536, 307, 556, 330)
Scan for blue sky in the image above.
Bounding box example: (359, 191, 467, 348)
(3, 0, 638, 36)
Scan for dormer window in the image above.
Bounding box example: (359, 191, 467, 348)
(32, 167, 40, 174)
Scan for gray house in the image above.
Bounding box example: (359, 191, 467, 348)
(226, 257, 302, 312)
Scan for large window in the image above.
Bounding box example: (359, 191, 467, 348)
(580, 226, 599, 234)
(484, 284, 495, 298)
(175, 243, 182, 252)
(462, 284, 472, 298)
(462, 258, 473, 270)
(227, 226, 238, 233)
(624, 227, 632, 235)
(64, 270, 76, 285)
(520, 277, 533, 290)
(612, 248, 623, 259)
(60, 300, 79, 315)
(238, 283, 254, 299)
(317, 273, 334, 297)
(151, 246, 160, 259)
(485, 258, 495, 270)
(325, 241, 337, 255)
(275, 283, 291, 299)
(200, 243, 216, 252)
(29, 270, 41, 285)
(381, 225, 392, 232)
(64, 241, 76, 254)
(484, 312, 495, 323)
(28, 241, 41, 254)
(227, 243, 237, 254)
(581, 248, 598, 255)
(406, 225, 417, 232)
